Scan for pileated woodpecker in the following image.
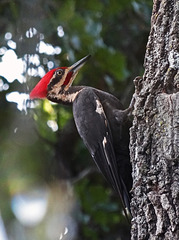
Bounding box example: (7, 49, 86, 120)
(30, 55, 132, 219)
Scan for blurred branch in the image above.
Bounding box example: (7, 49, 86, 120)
(72, 167, 98, 184)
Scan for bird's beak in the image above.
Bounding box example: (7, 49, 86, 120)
(69, 55, 91, 74)
(64, 55, 91, 91)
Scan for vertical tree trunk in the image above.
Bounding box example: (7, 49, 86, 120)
(130, 0, 179, 239)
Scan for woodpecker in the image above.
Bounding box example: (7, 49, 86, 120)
(30, 55, 132, 219)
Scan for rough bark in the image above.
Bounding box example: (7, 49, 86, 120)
(130, 0, 179, 239)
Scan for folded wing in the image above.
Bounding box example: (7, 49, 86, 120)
(73, 88, 131, 218)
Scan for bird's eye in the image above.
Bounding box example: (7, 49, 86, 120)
(56, 69, 63, 76)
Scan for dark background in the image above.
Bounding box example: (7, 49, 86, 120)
(0, 0, 152, 239)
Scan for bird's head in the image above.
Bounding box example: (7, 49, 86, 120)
(30, 55, 91, 99)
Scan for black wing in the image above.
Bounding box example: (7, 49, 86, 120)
(72, 88, 131, 217)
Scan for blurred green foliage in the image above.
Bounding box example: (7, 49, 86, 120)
(0, 0, 152, 239)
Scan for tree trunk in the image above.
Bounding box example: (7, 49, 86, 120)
(130, 0, 179, 239)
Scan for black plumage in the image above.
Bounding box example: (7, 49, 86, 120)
(48, 85, 132, 219)
(72, 87, 132, 216)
